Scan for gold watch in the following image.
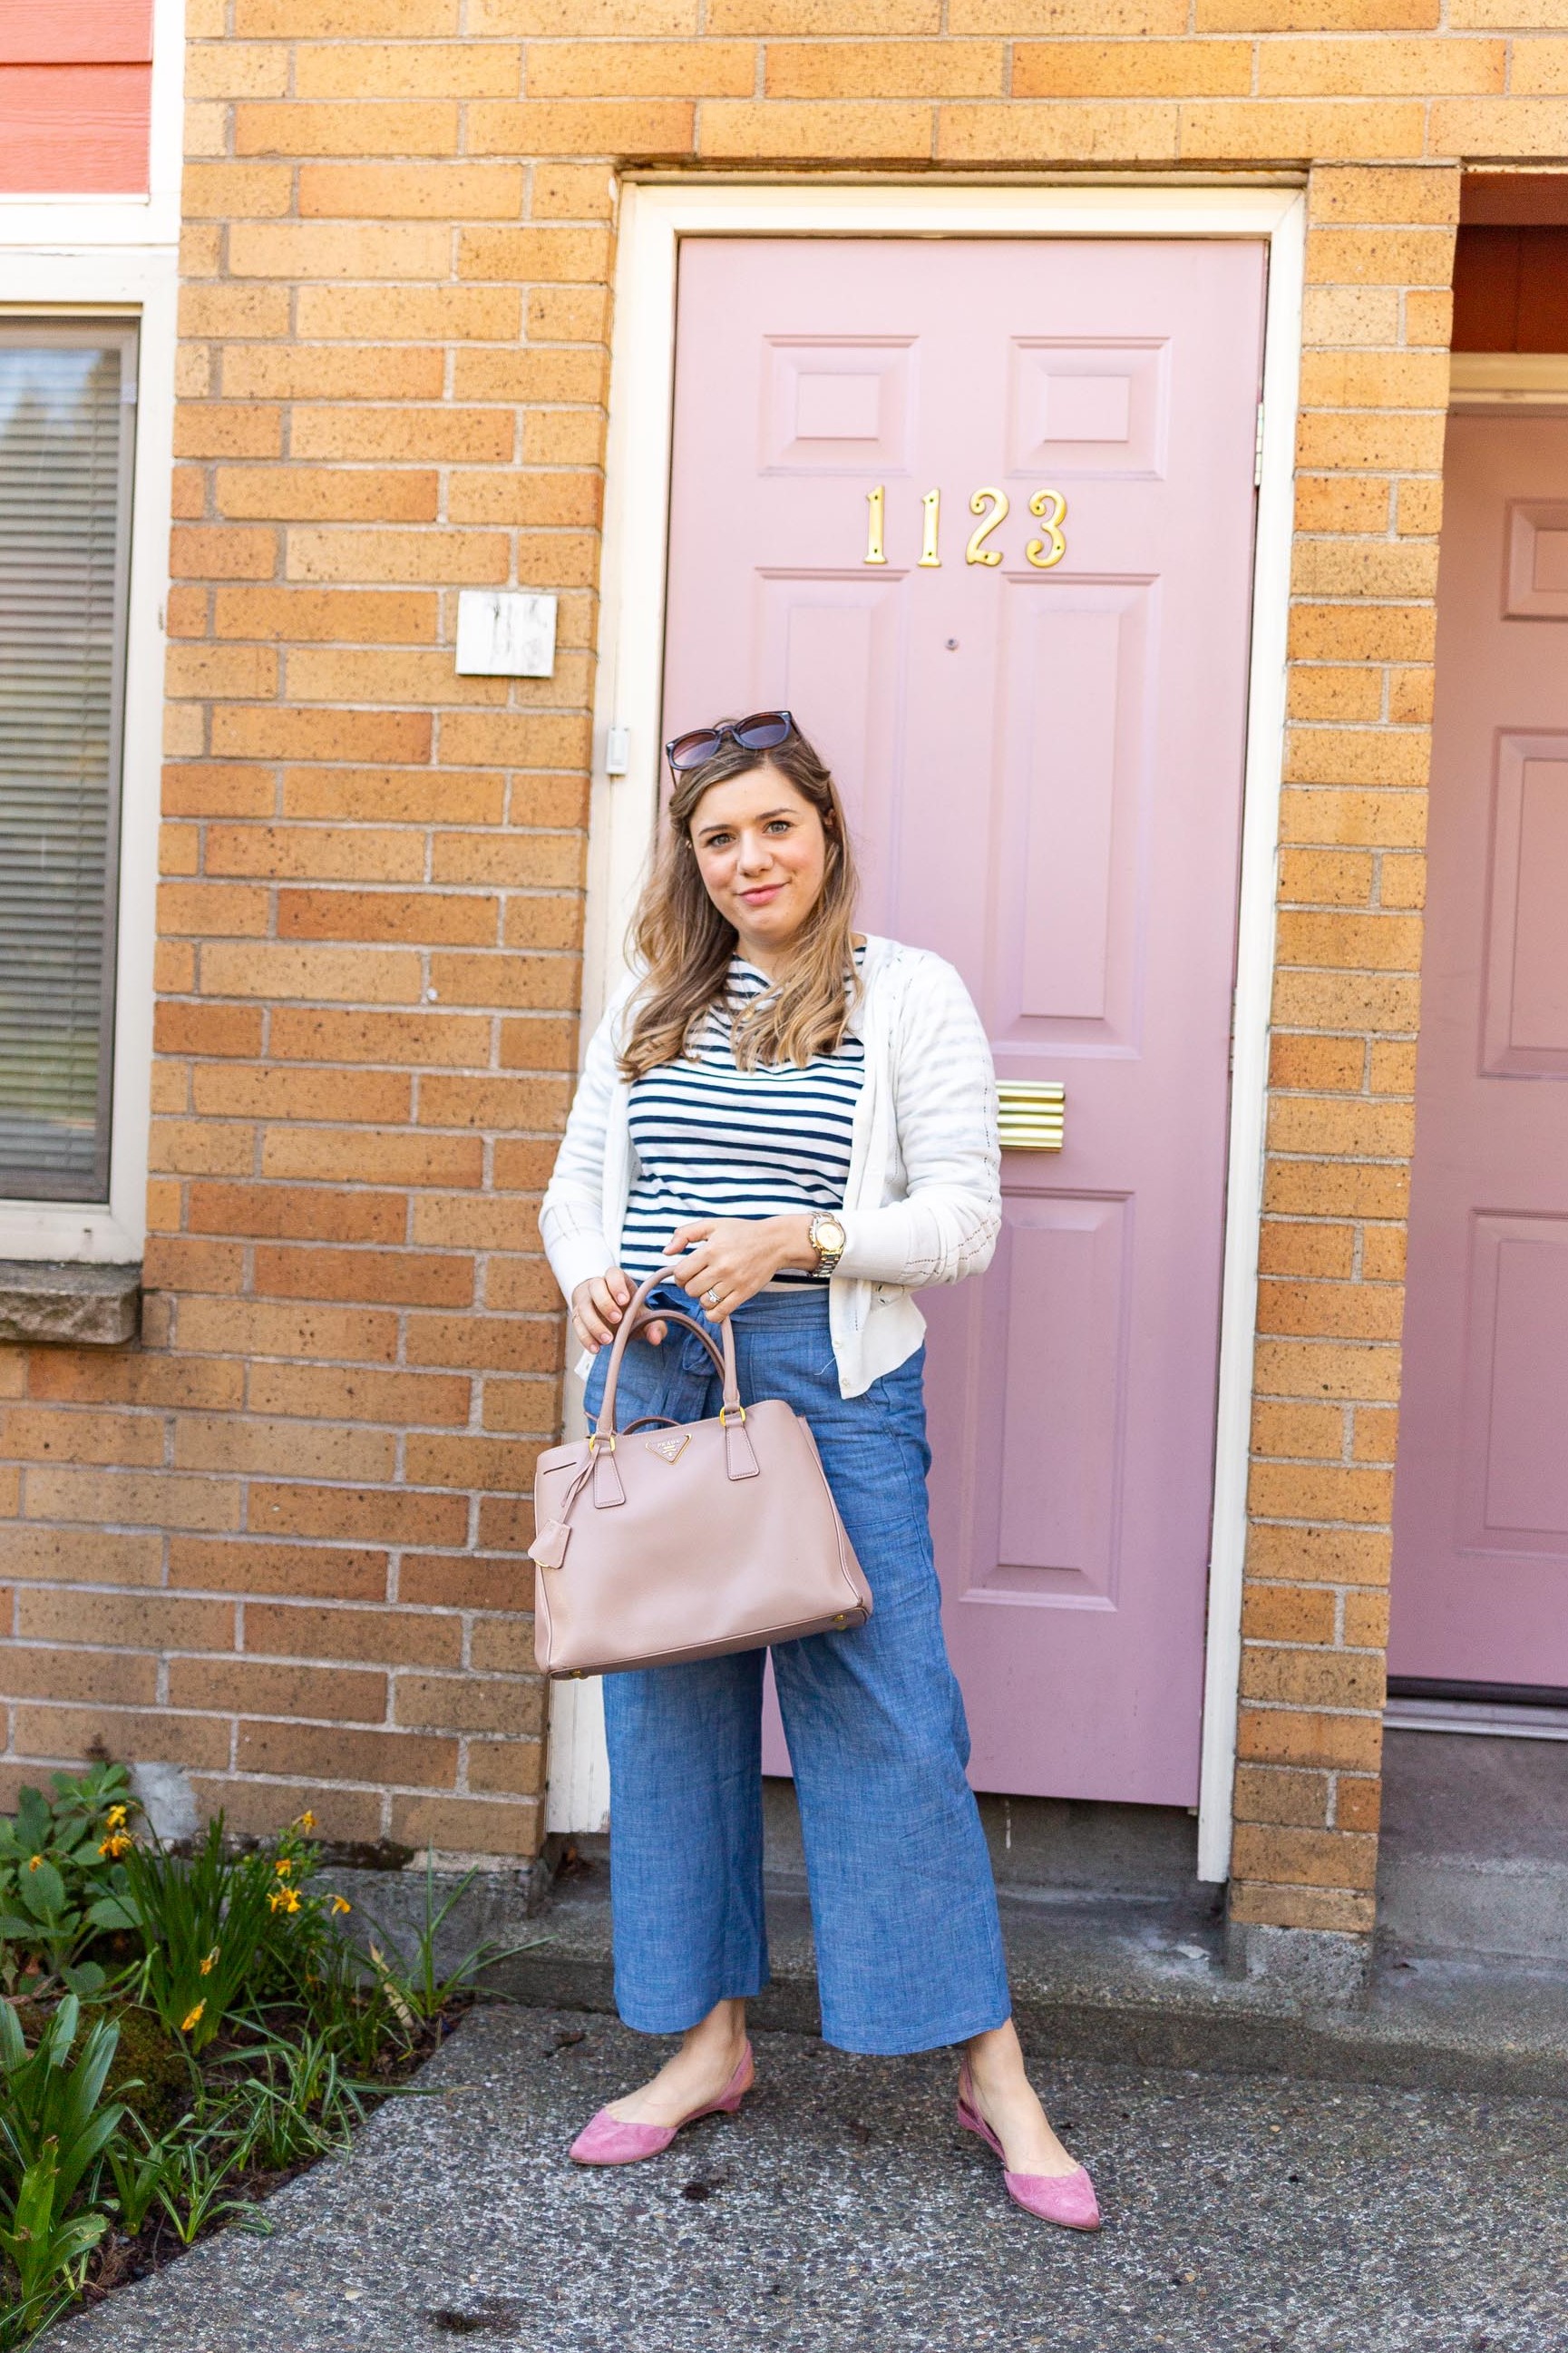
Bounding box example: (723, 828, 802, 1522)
(809, 1213, 847, 1275)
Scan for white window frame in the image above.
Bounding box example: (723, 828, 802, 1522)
(0, 0, 184, 1262)
(551, 178, 1304, 1883)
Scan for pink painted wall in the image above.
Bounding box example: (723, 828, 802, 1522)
(0, 2, 151, 194)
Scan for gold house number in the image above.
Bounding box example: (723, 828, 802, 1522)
(864, 483, 1067, 571)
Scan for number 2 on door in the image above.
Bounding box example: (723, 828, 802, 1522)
(966, 487, 1008, 567)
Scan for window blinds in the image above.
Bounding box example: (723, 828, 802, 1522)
(0, 327, 135, 1203)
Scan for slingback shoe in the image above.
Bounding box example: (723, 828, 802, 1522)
(569, 2042, 755, 2167)
(956, 2062, 1101, 2231)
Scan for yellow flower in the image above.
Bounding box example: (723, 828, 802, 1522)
(26, 1855, 42, 1873)
(274, 1857, 294, 1878)
(199, 1946, 220, 1976)
(268, 1886, 301, 1915)
(180, 2002, 205, 2035)
(295, 1811, 317, 1832)
(328, 1895, 351, 1917)
(105, 1804, 128, 1830)
(97, 1832, 131, 1860)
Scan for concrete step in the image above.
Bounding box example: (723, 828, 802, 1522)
(316, 1753, 1568, 2095)
(1377, 1727, 1568, 1964)
(1378, 1851, 1568, 1963)
(491, 1858, 1568, 2099)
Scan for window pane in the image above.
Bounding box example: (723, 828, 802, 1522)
(0, 329, 133, 1202)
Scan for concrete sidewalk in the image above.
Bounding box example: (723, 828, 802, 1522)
(50, 2002, 1568, 2353)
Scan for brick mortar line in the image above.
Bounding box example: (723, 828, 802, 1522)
(0, 1743, 534, 1801)
(1242, 1635, 1387, 1653)
(1248, 1502, 1399, 1522)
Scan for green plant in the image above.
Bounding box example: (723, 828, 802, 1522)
(0, 1997, 125, 2217)
(102, 2006, 190, 2139)
(280, 1933, 393, 2075)
(146, 2131, 249, 2250)
(103, 2117, 181, 2241)
(26, 1766, 131, 1860)
(0, 1768, 141, 2001)
(0, 1865, 126, 2006)
(0, 1765, 134, 1885)
(116, 1817, 314, 2054)
(0, 1997, 125, 2348)
(215, 2026, 377, 2174)
(0, 2152, 108, 2348)
(357, 1860, 540, 2045)
(0, 1810, 483, 2341)
(219, 2074, 334, 2175)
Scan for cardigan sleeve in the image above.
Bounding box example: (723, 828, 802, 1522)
(834, 952, 1002, 1290)
(538, 993, 626, 1304)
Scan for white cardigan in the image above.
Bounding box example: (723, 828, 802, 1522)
(539, 935, 1002, 1398)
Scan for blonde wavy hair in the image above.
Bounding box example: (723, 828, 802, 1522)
(618, 724, 862, 1082)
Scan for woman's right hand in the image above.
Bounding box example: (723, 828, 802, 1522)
(570, 1270, 666, 1352)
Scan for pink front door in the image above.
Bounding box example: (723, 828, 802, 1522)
(660, 237, 1265, 1802)
(1390, 415, 1568, 1692)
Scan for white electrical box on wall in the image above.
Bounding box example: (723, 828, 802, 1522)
(454, 589, 558, 678)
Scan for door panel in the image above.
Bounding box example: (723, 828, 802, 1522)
(1505, 501, 1568, 616)
(993, 580, 1150, 1043)
(753, 576, 906, 926)
(1462, 1217, 1568, 1548)
(985, 1193, 1128, 1602)
(1390, 417, 1568, 1688)
(662, 238, 1265, 1801)
(1481, 743, 1568, 1074)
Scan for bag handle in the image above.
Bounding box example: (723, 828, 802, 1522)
(595, 1268, 742, 1445)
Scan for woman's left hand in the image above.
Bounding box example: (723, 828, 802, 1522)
(663, 1215, 819, 1322)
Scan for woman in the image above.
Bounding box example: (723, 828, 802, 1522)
(539, 710, 1098, 2230)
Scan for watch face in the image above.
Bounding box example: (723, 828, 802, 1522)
(818, 1217, 845, 1250)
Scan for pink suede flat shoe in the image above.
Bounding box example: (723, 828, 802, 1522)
(956, 2062, 1101, 2231)
(569, 2042, 755, 2167)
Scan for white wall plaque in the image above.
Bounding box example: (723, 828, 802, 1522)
(455, 589, 558, 678)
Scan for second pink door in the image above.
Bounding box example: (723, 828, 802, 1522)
(661, 236, 1266, 1804)
(1390, 415, 1568, 1693)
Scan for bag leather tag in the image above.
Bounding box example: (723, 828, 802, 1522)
(591, 1448, 627, 1508)
(530, 1520, 571, 1570)
(724, 1419, 760, 1481)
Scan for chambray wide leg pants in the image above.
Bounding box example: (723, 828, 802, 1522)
(581, 1285, 1012, 2056)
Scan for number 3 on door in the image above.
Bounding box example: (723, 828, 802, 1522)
(1026, 488, 1068, 571)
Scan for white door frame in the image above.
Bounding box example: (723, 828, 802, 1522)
(549, 179, 1305, 1884)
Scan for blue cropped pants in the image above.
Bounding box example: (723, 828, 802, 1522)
(582, 1284, 1011, 2056)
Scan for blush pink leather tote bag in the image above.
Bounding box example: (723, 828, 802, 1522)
(530, 1270, 872, 1679)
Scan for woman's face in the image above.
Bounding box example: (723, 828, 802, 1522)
(687, 766, 829, 967)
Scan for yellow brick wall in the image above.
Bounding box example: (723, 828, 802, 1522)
(1233, 161, 1460, 1939)
(0, 3, 1557, 1921)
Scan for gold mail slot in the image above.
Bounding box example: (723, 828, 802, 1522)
(997, 1079, 1066, 1153)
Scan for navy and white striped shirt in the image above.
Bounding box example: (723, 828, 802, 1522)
(620, 953, 865, 1287)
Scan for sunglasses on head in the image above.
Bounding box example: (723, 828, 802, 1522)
(664, 709, 795, 776)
